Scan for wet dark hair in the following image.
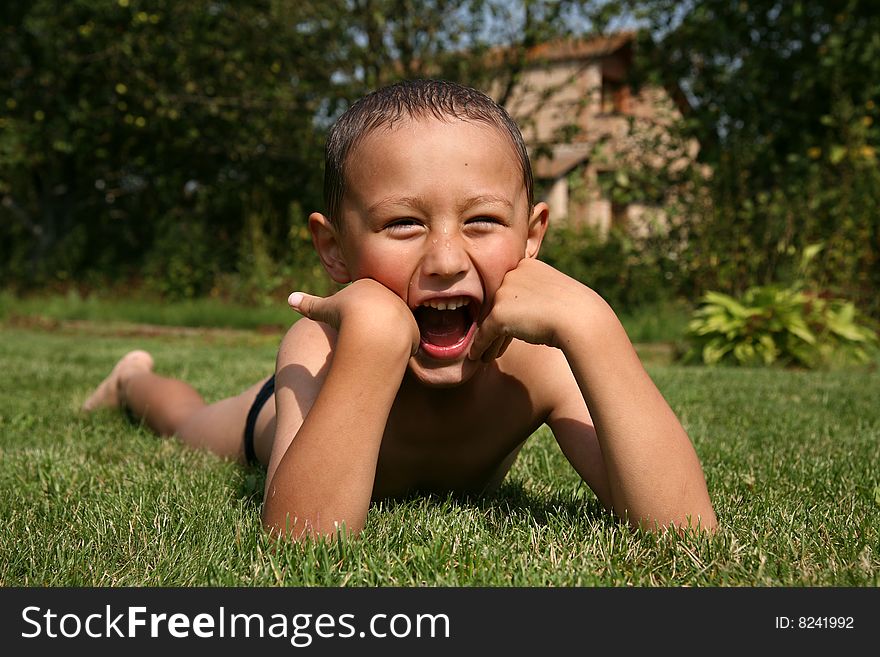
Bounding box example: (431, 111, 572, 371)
(323, 79, 534, 225)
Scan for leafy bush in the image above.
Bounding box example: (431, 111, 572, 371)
(538, 224, 678, 313)
(143, 215, 218, 301)
(684, 285, 879, 368)
(632, 4, 880, 319)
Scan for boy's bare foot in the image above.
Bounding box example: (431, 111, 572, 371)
(82, 350, 155, 411)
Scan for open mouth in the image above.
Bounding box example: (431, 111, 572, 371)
(412, 296, 478, 360)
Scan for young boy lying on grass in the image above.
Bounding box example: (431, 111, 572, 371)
(83, 79, 717, 540)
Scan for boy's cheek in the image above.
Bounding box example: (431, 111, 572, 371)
(350, 267, 412, 301)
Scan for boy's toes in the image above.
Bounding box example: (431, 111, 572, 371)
(81, 382, 114, 411)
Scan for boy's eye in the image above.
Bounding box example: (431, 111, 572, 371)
(465, 216, 504, 228)
(383, 219, 422, 233)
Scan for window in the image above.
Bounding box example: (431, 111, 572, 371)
(601, 78, 630, 114)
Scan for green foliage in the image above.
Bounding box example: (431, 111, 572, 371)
(685, 284, 879, 369)
(539, 223, 677, 312)
(0, 1, 612, 299)
(627, 0, 880, 316)
(617, 299, 691, 344)
(142, 213, 218, 300)
(5, 0, 876, 317)
(0, 0, 331, 291)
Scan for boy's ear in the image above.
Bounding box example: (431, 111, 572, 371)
(308, 212, 351, 284)
(525, 202, 550, 259)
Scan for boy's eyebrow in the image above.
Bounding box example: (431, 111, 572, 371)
(457, 194, 514, 213)
(367, 195, 427, 215)
(366, 194, 514, 215)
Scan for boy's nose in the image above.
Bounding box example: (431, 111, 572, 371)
(422, 231, 469, 279)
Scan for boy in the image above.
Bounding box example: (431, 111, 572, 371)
(83, 79, 717, 540)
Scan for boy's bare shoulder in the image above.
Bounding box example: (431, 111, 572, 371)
(499, 339, 585, 415)
(276, 318, 337, 372)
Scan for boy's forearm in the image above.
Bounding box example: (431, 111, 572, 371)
(559, 291, 717, 531)
(262, 325, 411, 540)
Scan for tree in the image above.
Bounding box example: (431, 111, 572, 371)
(626, 0, 880, 311)
(1, 0, 332, 294)
(1, 0, 620, 297)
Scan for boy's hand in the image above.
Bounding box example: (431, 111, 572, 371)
(469, 258, 590, 362)
(289, 279, 421, 357)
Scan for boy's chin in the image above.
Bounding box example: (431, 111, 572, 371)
(406, 352, 481, 388)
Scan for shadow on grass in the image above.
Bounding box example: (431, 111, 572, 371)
(229, 465, 613, 531)
(374, 479, 615, 530)
(235, 465, 267, 509)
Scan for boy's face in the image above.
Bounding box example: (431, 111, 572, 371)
(312, 117, 548, 387)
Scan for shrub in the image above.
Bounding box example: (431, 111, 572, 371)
(143, 215, 219, 301)
(684, 285, 878, 368)
(538, 224, 677, 313)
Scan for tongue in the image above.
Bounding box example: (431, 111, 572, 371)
(417, 307, 470, 348)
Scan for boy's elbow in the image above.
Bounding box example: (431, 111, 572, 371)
(624, 515, 717, 536)
(691, 508, 719, 534)
(261, 508, 362, 543)
(261, 513, 305, 543)
(619, 499, 718, 534)
(662, 511, 717, 535)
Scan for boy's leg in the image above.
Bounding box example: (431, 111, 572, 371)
(172, 378, 276, 463)
(83, 350, 276, 464)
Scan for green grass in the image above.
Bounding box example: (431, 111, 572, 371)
(1, 322, 878, 586)
(1, 290, 690, 343)
(0, 290, 296, 332)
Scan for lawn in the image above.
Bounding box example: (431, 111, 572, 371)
(0, 320, 877, 586)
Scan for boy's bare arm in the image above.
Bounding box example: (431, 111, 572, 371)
(262, 279, 420, 540)
(471, 258, 717, 531)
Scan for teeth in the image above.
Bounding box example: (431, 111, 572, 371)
(421, 297, 469, 311)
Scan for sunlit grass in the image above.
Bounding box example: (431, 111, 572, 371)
(1, 324, 877, 586)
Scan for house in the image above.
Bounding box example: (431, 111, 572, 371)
(485, 32, 696, 237)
